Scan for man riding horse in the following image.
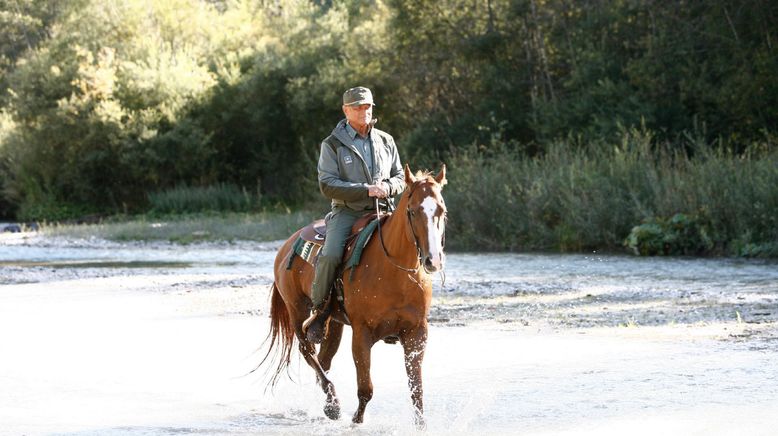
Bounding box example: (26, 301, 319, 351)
(303, 86, 406, 343)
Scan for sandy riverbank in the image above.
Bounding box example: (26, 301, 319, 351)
(2, 234, 778, 435)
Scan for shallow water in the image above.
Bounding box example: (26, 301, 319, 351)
(1, 234, 777, 435)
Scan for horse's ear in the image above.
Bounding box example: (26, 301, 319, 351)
(435, 164, 447, 187)
(404, 164, 416, 184)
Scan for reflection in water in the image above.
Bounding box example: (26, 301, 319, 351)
(1, 260, 192, 269)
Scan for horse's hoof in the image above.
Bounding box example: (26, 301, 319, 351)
(306, 329, 324, 344)
(414, 416, 427, 431)
(351, 413, 364, 424)
(324, 399, 340, 420)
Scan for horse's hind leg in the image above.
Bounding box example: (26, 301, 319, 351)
(319, 321, 344, 372)
(295, 328, 341, 420)
(401, 326, 428, 430)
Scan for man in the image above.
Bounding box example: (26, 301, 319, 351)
(302, 86, 406, 343)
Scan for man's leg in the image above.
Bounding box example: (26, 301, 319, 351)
(304, 209, 359, 343)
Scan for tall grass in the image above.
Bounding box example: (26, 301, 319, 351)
(445, 131, 778, 255)
(41, 210, 321, 243)
(148, 183, 257, 214)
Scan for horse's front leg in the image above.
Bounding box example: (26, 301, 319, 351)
(351, 326, 375, 423)
(401, 325, 428, 430)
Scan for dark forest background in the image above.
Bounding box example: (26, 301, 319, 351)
(1, 0, 776, 253)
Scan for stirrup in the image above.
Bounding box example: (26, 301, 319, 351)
(302, 309, 320, 333)
(303, 303, 331, 344)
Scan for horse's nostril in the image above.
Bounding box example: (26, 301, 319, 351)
(423, 257, 437, 272)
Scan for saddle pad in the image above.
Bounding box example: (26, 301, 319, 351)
(345, 218, 380, 280)
(291, 238, 321, 266)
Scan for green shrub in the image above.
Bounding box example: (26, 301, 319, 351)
(735, 242, 778, 258)
(623, 220, 665, 256)
(624, 213, 714, 256)
(17, 199, 94, 222)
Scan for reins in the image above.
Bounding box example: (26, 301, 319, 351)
(375, 197, 422, 273)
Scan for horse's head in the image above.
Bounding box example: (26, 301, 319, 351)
(403, 164, 448, 273)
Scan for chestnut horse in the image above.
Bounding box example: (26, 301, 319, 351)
(261, 164, 447, 428)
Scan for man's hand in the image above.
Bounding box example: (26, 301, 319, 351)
(367, 182, 389, 198)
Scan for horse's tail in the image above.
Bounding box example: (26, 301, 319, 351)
(257, 282, 295, 387)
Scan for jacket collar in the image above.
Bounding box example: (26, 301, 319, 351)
(332, 119, 380, 147)
(332, 119, 353, 147)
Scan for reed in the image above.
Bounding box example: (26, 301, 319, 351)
(445, 131, 778, 256)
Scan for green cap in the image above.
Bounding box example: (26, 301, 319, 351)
(342, 86, 374, 106)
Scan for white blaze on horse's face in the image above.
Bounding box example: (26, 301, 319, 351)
(421, 190, 446, 272)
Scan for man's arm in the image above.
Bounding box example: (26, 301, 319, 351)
(318, 140, 370, 202)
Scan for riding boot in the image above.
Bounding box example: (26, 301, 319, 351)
(302, 298, 332, 344)
(307, 251, 340, 344)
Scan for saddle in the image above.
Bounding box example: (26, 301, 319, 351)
(300, 220, 327, 243)
(287, 212, 389, 271)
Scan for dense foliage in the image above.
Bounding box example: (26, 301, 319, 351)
(1, 0, 776, 254)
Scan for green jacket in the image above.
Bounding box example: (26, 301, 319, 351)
(318, 119, 405, 211)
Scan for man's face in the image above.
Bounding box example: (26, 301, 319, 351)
(343, 103, 373, 129)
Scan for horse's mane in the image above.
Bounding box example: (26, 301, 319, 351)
(414, 170, 434, 180)
(411, 169, 446, 188)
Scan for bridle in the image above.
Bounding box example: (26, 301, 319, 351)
(375, 197, 422, 273)
(374, 181, 446, 276)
